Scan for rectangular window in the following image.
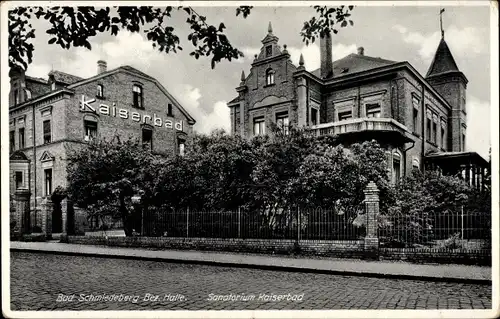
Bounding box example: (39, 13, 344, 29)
(18, 128, 25, 149)
(441, 127, 446, 149)
(44, 169, 52, 196)
(338, 111, 352, 121)
(84, 120, 98, 141)
(142, 128, 153, 150)
(167, 103, 173, 117)
(14, 89, 19, 105)
(253, 117, 265, 136)
(43, 120, 51, 144)
(276, 112, 289, 135)
(311, 108, 318, 126)
(177, 139, 185, 156)
(133, 85, 143, 109)
(426, 118, 431, 142)
(432, 121, 437, 144)
(10, 130, 15, 152)
(265, 45, 272, 57)
(15, 171, 23, 189)
(413, 109, 419, 134)
(462, 133, 466, 151)
(365, 103, 381, 118)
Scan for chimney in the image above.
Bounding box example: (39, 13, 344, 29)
(320, 31, 333, 79)
(357, 47, 365, 56)
(97, 60, 107, 74)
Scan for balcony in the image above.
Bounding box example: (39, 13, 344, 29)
(310, 117, 413, 145)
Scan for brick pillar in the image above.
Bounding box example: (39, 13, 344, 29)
(363, 181, 380, 259)
(13, 188, 31, 238)
(41, 197, 53, 239)
(296, 77, 307, 127)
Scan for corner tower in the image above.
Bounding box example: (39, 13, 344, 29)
(425, 11, 468, 152)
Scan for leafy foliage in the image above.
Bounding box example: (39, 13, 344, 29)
(66, 129, 390, 236)
(66, 138, 159, 236)
(300, 5, 355, 45)
(379, 169, 489, 247)
(8, 5, 356, 71)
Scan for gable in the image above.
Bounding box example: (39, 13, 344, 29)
(68, 66, 196, 125)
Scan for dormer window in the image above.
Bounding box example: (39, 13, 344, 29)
(133, 84, 143, 109)
(97, 84, 104, 98)
(265, 45, 272, 57)
(266, 69, 275, 86)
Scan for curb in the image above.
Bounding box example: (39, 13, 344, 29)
(10, 248, 492, 285)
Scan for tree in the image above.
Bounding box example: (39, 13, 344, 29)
(8, 5, 355, 70)
(66, 137, 166, 236)
(379, 169, 480, 247)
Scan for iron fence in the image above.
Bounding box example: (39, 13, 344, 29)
(141, 207, 364, 241)
(378, 210, 491, 250)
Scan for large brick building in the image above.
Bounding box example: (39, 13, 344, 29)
(9, 61, 195, 231)
(227, 23, 489, 187)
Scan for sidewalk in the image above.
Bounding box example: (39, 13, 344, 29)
(10, 241, 491, 284)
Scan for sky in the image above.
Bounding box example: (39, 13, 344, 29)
(22, 4, 492, 159)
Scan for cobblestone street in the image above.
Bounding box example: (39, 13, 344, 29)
(10, 252, 491, 310)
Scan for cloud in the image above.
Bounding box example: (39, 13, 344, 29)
(288, 43, 357, 71)
(466, 96, 490, 160)
(195, 100, 231, 134)
(27, 31, 230, 136)
(175, 85, 202, 117)
(240, 47, 261, 62)
(175, 85, 230, 134)
(26, 31, 160, 79)
(392, 24, 486, 61)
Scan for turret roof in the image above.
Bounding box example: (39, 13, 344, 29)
(425, 37, 460, 77)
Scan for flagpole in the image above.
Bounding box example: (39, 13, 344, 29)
(440, 8, 445, 38)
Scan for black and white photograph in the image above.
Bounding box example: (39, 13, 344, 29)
(1, 1, 498, 318)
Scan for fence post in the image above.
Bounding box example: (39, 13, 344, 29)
(238, 206, 241, 238)
(363, 181, 380, 260)
(186, 207, 189, 238)
(297, 206, 301, 242)
(461, 205, 464, 240)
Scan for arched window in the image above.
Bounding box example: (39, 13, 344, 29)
(133, 84, 143, 108)
(266, 69, 275, 86)
(97, 84, 104, 98)
(392, 150, 402, 184)
(412, 158, 420, 171)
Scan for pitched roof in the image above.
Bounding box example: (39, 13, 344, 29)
(425, 38, 460, 77)
(311, 53, 397, 79)
(120, 65, 155, 80)
(228, 96, 240, 104)
(25, 75, 48, 84)
(49, 70, 84, 85)
(68, 65, 196, 124)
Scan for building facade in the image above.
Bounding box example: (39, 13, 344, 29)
(9, 61, 196, 230)
(227, 23, 489, 187)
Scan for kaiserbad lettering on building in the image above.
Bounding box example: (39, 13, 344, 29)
(227, 21, 489, 188)
(8, 60, 196, 232)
